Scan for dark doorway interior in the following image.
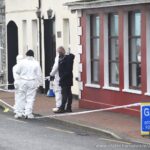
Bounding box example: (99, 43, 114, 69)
(44, 19, 56, 92)
(7, 21, 18, 89)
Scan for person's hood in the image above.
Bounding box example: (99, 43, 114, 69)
(26, 56, 34, 60)
(16, 54, 23, 63)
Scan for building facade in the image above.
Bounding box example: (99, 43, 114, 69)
(67, 0, 150, 116)
(5, 0, 81, 96)
(0, 0, 6, 85)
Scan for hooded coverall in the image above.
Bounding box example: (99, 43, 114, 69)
(13, 56, 42, 116)
(50, 55, 62, 108)
(13, 55, 23, 113)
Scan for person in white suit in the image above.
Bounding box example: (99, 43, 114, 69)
(50, 52, 62, 112)
(13, 50, 42, 119)
(13, 54, 23, 113)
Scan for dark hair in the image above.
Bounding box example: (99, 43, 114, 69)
(26, 50, 34, 57)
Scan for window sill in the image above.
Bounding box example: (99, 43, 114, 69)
(85, 83, 101, 89)
(144, 92, 150, 96)
(122, 89, 142, 94)
(103, 86, 120, 91)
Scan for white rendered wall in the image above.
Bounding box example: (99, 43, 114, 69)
(5, 0, 81, 96)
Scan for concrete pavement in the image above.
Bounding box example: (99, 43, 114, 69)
(0, 91, 150, 145)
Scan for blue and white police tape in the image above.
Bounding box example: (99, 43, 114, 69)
(0, 83, 14, 87)
(0, 83, 15, 93)
(0, 99, 14, 109)
(0, 76, 50, 92)
(35, 102, 140, 119)
(0, 97, 140, 119)
(0, 89, 15, 93)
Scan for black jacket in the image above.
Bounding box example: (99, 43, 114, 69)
(59, 53, 75, 87)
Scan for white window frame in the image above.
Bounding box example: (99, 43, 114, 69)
(145, 11, 150, 96)
(0, 47, 3, 73)
(103, 14, 119, 91)
(0, 24, 3, 73)
(122, 12, 142, 94)
(85, 15, 100, 88)
(22, 20, 28, 55)
(32, 20, 38, 61)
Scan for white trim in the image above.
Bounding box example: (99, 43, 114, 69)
(79, 63, 83, 72)
(86, 15, 91, 84)
(123, 13, 129, 90)
(122, 89, 142, 94)
(77, 26, 82, 36)
(77, 10, 82, 17)
(67, 0, 150, 10)
(77, 53, 81, 63)
(41, 19, 45, 88)
(79, 81, 83, 91)
(79, 90, 81, 99)
(77, 45, 82, 54)
(103, 86, 120, 91)
(85, 83, 100, 89)
(146, 11, 150, 94)
(77, 18, 81, 27)
(144, 92, 150, 96)
(6, 9, 36, 14)
(78, 72, 81, 81)
(104, 14, 109, 87)
(77, 35, 80, 45)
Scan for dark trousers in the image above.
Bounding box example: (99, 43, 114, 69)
(60, 86, 72, 110)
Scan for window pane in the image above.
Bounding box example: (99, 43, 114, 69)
(91, 15, 100, 36)
(129, 64, 141, 87)
(91, 61, 99, 83)
(0, 25, 2, 47)
(90, 15, 100, 83)
(109, 13, 119, 86)
(109, 38, 119, 61)
(129, 38, 141, 62)
(129, 12, 141, 36)
(92, 38, 100, 59)
(110, 62, 119, 85)
(110, 14, 119, 36)
(129, 11, 141, 89)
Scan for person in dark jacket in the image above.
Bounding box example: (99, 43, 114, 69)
(55, 46, 75, 113)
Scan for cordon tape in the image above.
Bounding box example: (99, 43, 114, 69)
(0, 80, 141, 119)
(0, 76, 50, 93)
(0, 97, 140, 119)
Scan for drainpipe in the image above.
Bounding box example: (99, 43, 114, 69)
(38, 0, 42, 68)
(36, 0, 44, 93)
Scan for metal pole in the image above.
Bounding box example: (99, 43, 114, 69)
(38, 0, 44, 93)
(38, 0, 41, 8)
(39, 18, 42, 67)
(38, 0, 42, 68)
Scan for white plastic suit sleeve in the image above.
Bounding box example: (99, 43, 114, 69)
(36, 62, 43, 86)
(50, 55, 59, 77)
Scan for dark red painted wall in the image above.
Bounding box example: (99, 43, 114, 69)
(79, 6, 149, 117)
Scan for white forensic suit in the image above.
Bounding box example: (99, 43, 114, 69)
(13, 55, 23, 113)
(50, 55, 62, 110)
(14, 56, 42, 118)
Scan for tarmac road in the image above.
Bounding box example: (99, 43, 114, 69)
(0, 109, 150, 150)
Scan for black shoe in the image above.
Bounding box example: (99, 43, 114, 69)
(65, 109, 72, 113)
(54, 108, 65, 113)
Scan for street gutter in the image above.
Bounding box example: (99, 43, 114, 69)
(0, 101, 150, 145)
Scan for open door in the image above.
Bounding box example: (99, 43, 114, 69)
(44, 19, 56, 92)
(7, 21, 18, 89)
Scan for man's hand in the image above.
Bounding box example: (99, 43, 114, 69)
(45, 76, 50, 81)
(50, 76, 54, 81)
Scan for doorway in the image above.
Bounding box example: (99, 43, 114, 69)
(44, 19, 56, 92)
(7, 21, 18, 89)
